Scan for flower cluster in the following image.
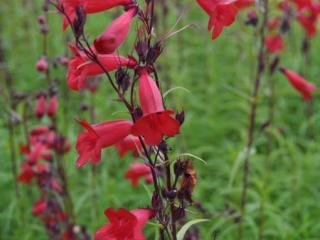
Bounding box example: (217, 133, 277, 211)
(17, 99, 83, 239)
(52, 0, 197, 238)
(16, 3, 90, 238)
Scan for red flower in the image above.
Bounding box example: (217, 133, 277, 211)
(34, 95, 46, 118)
(115, 136, 142, 158)
(292, 0, 320, 37)
(76, 119, 133, 167)
(94, 7, 138, 54)
(268, 17, 281, 31)
(32, 199, 48, 216)
(47, 95, 58, 117)
(67, 47, 137, 90)
(17, 162, 35, 184)
(280, 68, 316, 100)
(264, 34, 284, 53)
(35, 163, 50, 174)
(131, 69, 180, 145)
(95, 208, 154, 240)
(50, 179, 63, 193)
(125, 162, 153, 187)
(234, 0, 254, 9)
(196, 0, 238, 40)
(36, 57, 48, 72)
(61, 0, 134, 30)
(297, 12, 318, 37)
(26, 143, 49, 164)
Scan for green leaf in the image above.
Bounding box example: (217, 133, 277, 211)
(174, 153, 207, 165)
(163, 86, 191, 98)
(177, 219, 209, 240)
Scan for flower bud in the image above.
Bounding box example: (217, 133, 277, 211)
(36, 57, 48, 72)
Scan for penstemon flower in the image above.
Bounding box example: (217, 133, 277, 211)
(94, 7, 138, 54)
(280, 68, 316, 100)
(125, 162, 153, 187)
(131, 69, 180, 145)
(95, 208, 154, 240)
(67, 46, 137, 90)
(76, 119, 133, 167)
(114, 135, 142, 158)
(264, 34, 285, 53)
(196, 0, 239, 40)
(60, 0, 134, 30)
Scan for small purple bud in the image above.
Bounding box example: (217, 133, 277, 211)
(40, 25, 49, 35)
(175, 111, 185, 125)
(80, 102, 89, 111)
(135, 40, 148, 62)
(115, 68, 131, 92)
(38, 15, 46, 24)
(269, 56, 280, 74)
(133, 107, 143, 121)
(146, 41, 162, 64)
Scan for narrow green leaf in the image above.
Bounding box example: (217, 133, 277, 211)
(163, 87, 191, 98)
(175, 153, 207, 165)
(177, 219, 209, 240)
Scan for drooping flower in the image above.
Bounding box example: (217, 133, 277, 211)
(47, 95, 58, 117)
(131, 69, 180, 145)
(36, 57, 48, 72)
(67, 47, 137, 90)
(76, 119, 133, 167)
(95, 208, 154, 240)
(264, 34, 284, 53)
(125, 162, 153, 187)
(34, 95, 46, 118)
(94, 7, 138, 54)
(196, 0, 238, 40)
(280, 68, 316, 100)
(114, 135, 142, 158)
(60, 0, 134, 30)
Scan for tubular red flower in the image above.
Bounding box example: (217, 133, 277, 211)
(67, 49, 137, 90)
(114, 135, 142, 158)
(47, 95, 58, 117)
(94, 7, 138, 54)
(264, 34, 284, 53)
(95, 208, 154, 240)
(34, 95, 46, 118)
(61, 0, 134, 30)
(76, 119, 133, 167)
(281, 68, 316, 100)
(131, 69, 180, 145)
(125, 162, 153, 187)
(196, 0, 238, 40)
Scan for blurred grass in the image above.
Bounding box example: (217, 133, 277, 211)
(1, 0, 320, 239)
